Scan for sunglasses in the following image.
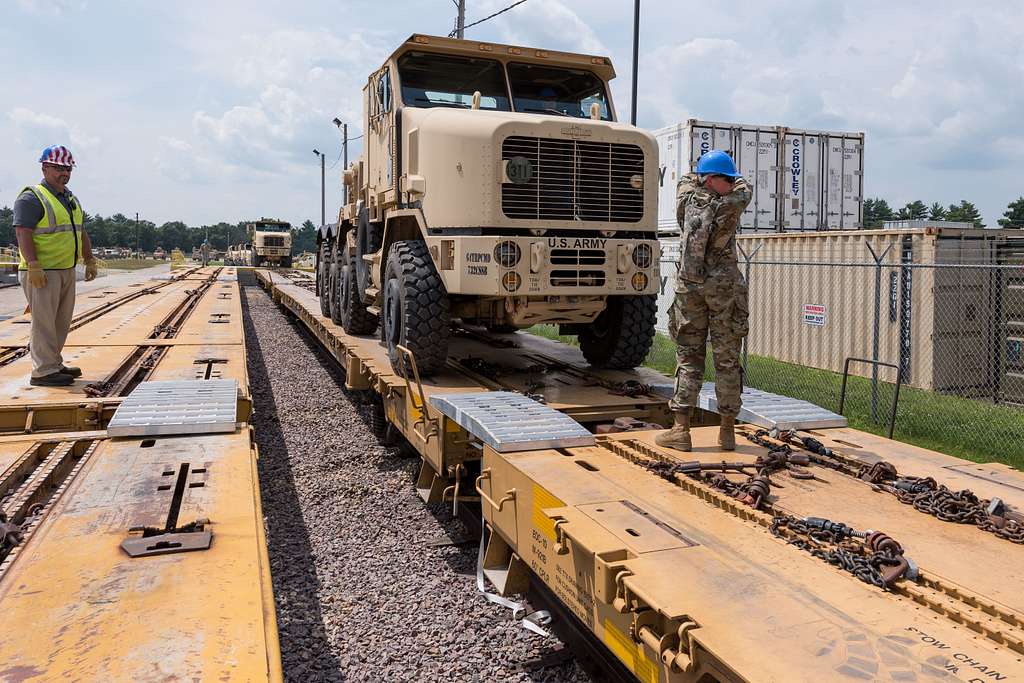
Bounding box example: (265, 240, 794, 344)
(43, 164, 72, 173)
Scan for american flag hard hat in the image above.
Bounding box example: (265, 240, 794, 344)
(38, 145, 76, 167)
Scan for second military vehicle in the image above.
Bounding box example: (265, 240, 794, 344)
(228, 219, 294, 267)
(317, 34, 660, 375)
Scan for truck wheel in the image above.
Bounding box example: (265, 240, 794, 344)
(317, 244, 331, 317)
(328, 255, 344, 326)
(340, 255, 378, 335)
(381, 240, 450, 377)
(579, 295, 657, 369)
(281, 256, 293, 268)
(356, 208, 383, 299)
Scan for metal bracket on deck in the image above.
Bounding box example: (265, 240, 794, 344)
(395, 344, 439, 443)
(121, 462, 212, 558)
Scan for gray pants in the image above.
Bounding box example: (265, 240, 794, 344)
(19, 268, 75, 378)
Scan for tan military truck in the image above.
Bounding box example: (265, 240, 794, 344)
(247, 218, 293, 267)
(317, 34, 660, 375)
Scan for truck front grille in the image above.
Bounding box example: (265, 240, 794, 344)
(263, 236, 286, 247)
(501, 136, 644, 223)
(550, 248, 606, 267)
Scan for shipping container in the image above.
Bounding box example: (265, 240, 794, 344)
(657, 226, 1020, 397)
(654, 119, 865, 235)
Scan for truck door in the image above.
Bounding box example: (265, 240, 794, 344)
(367, 66, 396, 215)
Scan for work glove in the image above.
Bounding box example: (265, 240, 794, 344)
(27, 261, 46, 289)
(84, 257, 98, 282)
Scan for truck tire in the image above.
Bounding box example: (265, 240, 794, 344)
(381, 240, 450, 377)
(281, 256, 293, 268)
(328, 254, 344, 326)
(355, 208, 383, 300)
(340, 254, 378, 335)
(317, 244, 331, 317)
(579, 295, 657, 370)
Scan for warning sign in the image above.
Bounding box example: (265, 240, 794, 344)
(803, 303, 826, 326)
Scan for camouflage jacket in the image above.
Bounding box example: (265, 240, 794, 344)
(675, 173, 752, 285)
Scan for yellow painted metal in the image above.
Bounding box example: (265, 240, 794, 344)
(0, 430, 281, 681)
(480, 429, 1024, 681)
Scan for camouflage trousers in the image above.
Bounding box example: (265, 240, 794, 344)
(667, 275, 749, 417)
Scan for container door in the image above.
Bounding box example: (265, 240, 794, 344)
(735, 127, 780, 232)
(822, 134, 864, 230)
(656, 125, 687, 236)
(780, 130, 823, 231)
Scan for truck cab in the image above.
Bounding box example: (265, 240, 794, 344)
(248, 218, 293, 268)
(318, 34, 659, 375)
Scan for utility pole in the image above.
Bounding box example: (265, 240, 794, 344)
(313, 149, 326, 226)
(135, 212, 140, 258)
(332, 118, 350, 205)
(456, 0, 466, 38)
(631, 0, 640, 125)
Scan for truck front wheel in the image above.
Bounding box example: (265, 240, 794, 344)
(381, 240, 450, 376)
(340, 255, 379, 335)
(579, 295, 657, 370)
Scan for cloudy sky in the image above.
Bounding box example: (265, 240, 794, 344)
(2, 0, 1022, 228)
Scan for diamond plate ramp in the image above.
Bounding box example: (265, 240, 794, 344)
(649, 382, 847, 431)
(107, 379, 239, 437)
(429, 391, 594, 453)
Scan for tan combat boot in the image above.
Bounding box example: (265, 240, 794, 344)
(719, 415, 736, 451)
(655, 411, 692, 452)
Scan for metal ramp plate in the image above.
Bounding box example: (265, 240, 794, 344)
(650, 382, 847, 431)
(107, 380, 238, 437)
(429, 391, 595, 453)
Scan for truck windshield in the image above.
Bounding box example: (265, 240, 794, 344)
(255, 223, 289, 232)
(398, 52, 511, 110)
(507, 63, 612, 121)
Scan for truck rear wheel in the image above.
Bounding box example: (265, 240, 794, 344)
(340, 255, 378, 335)
(356, 208, 383, 300)
(317, 244, 331, 317)
(381, 240, 450, 376)
(328, 254, 344, 326)
(579, 295, 657, 369)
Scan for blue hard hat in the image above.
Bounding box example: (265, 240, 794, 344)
(695, 150, 739, 178)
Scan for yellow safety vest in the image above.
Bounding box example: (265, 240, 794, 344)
(17, 184, 84, 270)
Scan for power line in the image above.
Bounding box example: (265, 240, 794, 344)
(328, 134, 363, 170)
(448, 0, 529, 37)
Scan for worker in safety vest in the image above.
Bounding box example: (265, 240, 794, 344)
(656, 150, 752, 452)
(14, 145, 97, 386)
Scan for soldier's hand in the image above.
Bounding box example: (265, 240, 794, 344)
(84, 258, 98, 282)
(27, 261, 47, 289)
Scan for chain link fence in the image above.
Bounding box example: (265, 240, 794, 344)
(726, 232, 1024, 465)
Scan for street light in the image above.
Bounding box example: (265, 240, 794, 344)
(312, 149, 325, 226)
(631, 0, 640, 126)
(332, 118, 349, 204)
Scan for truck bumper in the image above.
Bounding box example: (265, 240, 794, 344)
(425, 236, 660, 297)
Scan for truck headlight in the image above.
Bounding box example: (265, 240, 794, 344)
(502, 272, 522, 292)
(631, 272, 648, 291)
(495, 241, 521, 268)
(632, 243, 653, 269)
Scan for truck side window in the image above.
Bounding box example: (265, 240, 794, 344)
(378, 69, 392, 113)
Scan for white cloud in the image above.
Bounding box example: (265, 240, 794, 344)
(8, 107, 100, 151)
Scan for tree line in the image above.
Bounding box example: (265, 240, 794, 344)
(0, 208, 319, 255)
(864, 197, 1024, 229)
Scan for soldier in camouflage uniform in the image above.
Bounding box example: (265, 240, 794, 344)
(656, 150, 752, 452)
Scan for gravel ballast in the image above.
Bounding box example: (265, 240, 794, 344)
(241, 281, 592, 682)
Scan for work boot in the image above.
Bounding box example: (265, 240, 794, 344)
(655, 411, 691, 452)
(60, 365, 82, 378)
(719, 416, 737, 451)
(30, 371, 74, 387)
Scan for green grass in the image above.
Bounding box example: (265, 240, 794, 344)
(528, 325, 1024, 468)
